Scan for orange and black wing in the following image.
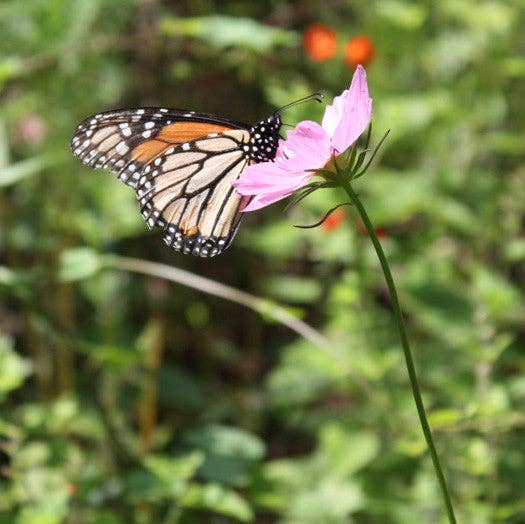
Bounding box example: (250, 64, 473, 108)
(71, 108, 251, 257)
(70, 107, 246, 189)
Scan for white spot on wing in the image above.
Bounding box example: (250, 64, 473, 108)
(116, 141, 129, 155)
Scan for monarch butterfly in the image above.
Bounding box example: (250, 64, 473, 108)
(70, 94, 321, 257)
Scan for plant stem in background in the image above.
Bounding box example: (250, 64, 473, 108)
(137, 315, 165, 454)
(342, 182, 457, 524)
(103, 255, 380, 404)
(104, 255, 328, 348)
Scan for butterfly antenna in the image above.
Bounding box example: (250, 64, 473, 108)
(274, 92, 324, 115)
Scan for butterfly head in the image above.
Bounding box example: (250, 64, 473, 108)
(247, 114, 282, 163)
(246, 93, 323, 164)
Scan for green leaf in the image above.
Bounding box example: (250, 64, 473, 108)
(183, 425, 265, 487)
(396, 436, 428, 457)
(440, 0, 514, 34)
(377, 0, 428, 29)
(87, 344, 141, 372)
(375, 92, 453, 139)
(263, 275, 322, 303)
(143, 451, 205, 499)
(0, 56, 24, 89)
(59, 247, 102, 282)
(125, 470, 166, 502)
(144, 451, 205, 486)
(92, 511, 125, 524)
(266, 340, 347, 407)
(0, 266, 24, 287)
(363, 169, 434, 224)
(0, 332, 32, 398)
(505, 238, 525, 262)
(267, 364, 332, 407)
(184, 425, 265, 461)
(318, 423, 380, 477)
(13, 469, 69, 524)
(0, 155, 55, 187)
(472, 264, 524, 322)
(405, 280, 477, 346)
(15, 508, 63, 524)
(182, 483, 254, 522)
(240, 220, 305, 258)
(161, 15, 298, 51)
(288, 477, 363, 522)
(60, 0, 102, 50)
(13, 441, 50, 469)
(427, 408, 462, 428)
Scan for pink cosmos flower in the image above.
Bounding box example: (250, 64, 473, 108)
(233, 65, 373, 212)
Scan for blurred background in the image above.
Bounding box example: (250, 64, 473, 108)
(1, 1, 524, 522)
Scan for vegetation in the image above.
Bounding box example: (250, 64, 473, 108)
(1, 1, 524, 522)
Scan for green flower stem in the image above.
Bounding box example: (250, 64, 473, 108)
(341, 181, 457, 524)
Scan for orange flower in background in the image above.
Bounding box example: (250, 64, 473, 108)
(344, 35, 375, 68)
(303, 24, 337, 62)
(322, 208, 347, 232)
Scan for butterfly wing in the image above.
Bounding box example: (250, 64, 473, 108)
(70, 108, 246, 189)
(137, 130, 251, 257)
(71, 108, 252, 257)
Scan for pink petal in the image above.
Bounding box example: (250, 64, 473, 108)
(242, 190, 293, 212)
(321, 88, 348, 138)
(329, 65, 373, 154)
(232, 162, 289, 194)
(241, 177, 309, 212)
(277, 121, 331, 172)
(235, 160, 312, 212)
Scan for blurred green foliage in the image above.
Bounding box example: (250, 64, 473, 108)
(1, 0, 524, 522)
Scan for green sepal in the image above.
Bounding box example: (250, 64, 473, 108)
(353, 129, 390, 180)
